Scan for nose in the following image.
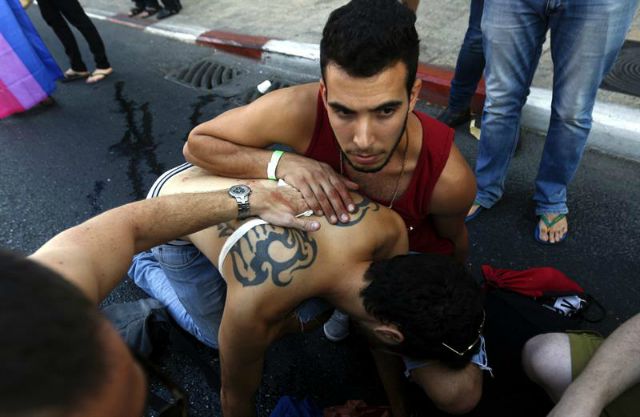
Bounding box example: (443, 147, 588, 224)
(353, 117, 373, 149)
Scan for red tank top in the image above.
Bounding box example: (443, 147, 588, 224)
(304, 93, 454, 255)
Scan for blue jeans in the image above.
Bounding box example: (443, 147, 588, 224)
(475, 0, 638, 215)
(128, 245, 332, 349)
(448, 0, 485, 113)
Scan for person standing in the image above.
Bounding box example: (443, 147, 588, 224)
(467, 0, 639, 244)
(436, 0, 485, 128)
(37, 0, 113, 83)
(0, 0, 62, 118)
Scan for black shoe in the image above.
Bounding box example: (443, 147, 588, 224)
(437, 107, 472, 128)
(157, 7, 179, 18)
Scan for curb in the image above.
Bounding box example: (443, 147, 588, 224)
(87, 9, 640, 162)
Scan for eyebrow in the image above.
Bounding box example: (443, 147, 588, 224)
(328, 100, 404, 114)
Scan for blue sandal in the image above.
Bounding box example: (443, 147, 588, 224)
(534, 213, 568, 245)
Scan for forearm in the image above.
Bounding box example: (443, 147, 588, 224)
(39, 191, 237, 300)
(450, 225, 469, 263)
(371, 349, 408, 417)
(221, 392, 256, 417)
(184, 133, 274, 178)
(558, 314, 640, 414)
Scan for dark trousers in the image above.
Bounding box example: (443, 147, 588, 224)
(38, 0, 110, 71)
(448, 0, 485, 112)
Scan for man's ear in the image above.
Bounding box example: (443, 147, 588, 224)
(373, 324, 404, 345)
(408, 78, 422, 112)
(319, 79, 328, 108)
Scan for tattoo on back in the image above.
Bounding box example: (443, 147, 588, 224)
(334, 196, 380, 228)
(229, 225, 318, 287)
(216, 223, 236, 238)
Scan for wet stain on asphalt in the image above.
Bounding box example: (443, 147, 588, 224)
(86, 180, 106, 215)
(110, 81, 165, 199)
(185, 94, 217, 141)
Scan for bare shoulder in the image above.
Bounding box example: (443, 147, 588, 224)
(329, 193, 407, 252)
(239, 82, 320, 151)
(430, 142, 476, 214)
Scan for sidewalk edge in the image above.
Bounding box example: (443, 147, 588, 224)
(91, 10, 640, 162)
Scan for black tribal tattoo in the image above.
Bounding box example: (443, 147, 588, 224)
(229, 225, 318, 287)
(334, 196, 380, 228)
(216, 223, 236, 238)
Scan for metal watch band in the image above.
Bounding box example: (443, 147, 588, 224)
(237, 201, 251, 219)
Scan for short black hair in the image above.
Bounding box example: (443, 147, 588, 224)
(361, 254, 484, 369)
(0, 250, 108, 416)
(320, 0, 420, 95)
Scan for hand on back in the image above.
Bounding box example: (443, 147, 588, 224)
(251, 184, 320, 232)
(278, 153, 359, 225)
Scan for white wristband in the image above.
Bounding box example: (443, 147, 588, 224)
(267, 150, 285, 180)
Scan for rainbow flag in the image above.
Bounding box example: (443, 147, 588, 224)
(0, 0, 62, 119)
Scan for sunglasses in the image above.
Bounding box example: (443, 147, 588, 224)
(441, 309, 486, 357)
(131, 351, 188, 417)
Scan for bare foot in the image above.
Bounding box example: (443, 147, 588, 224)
(537, 213, 568, 244)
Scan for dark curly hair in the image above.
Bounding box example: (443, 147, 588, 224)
(0, 249, 108, 416)
(320, 0, 420, 95)
(361, 254, 484, 369)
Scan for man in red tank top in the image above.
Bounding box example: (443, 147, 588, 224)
(182, 0, 480, 414)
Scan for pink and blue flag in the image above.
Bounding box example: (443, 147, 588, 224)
(0, 0, 62, 119)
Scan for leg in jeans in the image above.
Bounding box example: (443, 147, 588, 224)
(129, 246, 226, 349)
(448, 0, 485, 114)
(474, 0, 548, 208)
(533, 0, 638, 216)
(50, 0, 110, 69)
(37, 0, 87, 71)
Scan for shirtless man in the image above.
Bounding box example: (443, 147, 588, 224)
(0, 172, 482, 417)
(130, 165, 488, 416)
(0, 180, 315, 417)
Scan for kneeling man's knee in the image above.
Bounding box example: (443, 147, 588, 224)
(522, 333, 572, 401)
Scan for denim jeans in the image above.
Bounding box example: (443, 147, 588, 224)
(448, 0, 485, 113)
(129, 246, 226, 348)
(475, 0, 638, 215)
(128, 245, 332, 349)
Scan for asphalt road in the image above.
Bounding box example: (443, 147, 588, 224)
(2, 11, 640, 417)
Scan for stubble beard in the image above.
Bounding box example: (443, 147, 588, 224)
(340, 111, 409, 174)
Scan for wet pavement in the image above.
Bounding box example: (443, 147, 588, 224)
(2, 12, 640, 417)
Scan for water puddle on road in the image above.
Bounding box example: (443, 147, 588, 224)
(110, 81, 165, 199)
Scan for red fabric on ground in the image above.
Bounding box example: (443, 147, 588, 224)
(481, 265, 584, 298)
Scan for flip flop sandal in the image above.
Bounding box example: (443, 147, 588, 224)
(86, 68, 113, 84)
(534, 213, 568, 245)
(465, 201, 485, 223)
(62, 68, 90, 83)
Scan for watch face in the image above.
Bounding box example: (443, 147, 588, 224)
(229, 184, 250, 198)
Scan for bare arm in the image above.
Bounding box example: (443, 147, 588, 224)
(371, 350, 410, 417)
(218, 300, 274, 417)
(430, 144, 476, 262)
(548, 313, 640, 417)
(29, 187, 315, 303)
(184, 83, 358, 224)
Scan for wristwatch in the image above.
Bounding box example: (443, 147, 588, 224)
(228, 184, 252, 219)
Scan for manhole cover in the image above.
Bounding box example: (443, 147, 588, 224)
(166, 58, 244, 90)
(601, 40, 640, 98)
(240, 79, 294, 105)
